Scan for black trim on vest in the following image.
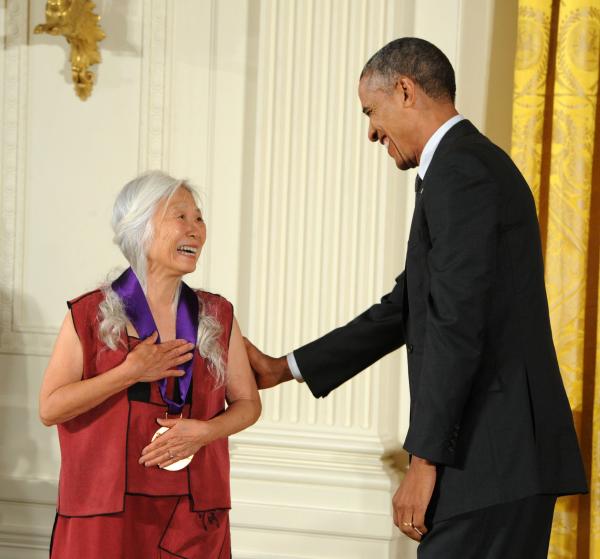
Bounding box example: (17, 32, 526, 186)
(125, 491, 189, 498)
(124, 398, 132, 499)
(49, 512, 59, 557)
(158, 497, 188, 559)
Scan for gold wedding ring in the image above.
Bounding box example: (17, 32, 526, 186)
(152, 427, 193, 471)
(401, 521, 423, 536)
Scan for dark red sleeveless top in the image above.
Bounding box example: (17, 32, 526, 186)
(56, 289, 233, 516)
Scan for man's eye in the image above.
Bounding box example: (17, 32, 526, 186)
(197, 216, 204, 222)
(178, 214, 185, 219)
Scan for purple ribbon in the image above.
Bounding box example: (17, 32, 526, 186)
(112, 267, 198, 414)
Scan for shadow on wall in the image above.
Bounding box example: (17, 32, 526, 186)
(485, 0, 518, 154)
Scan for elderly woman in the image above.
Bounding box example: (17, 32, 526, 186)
(39, 171, 260, 558)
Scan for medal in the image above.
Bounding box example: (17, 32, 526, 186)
(151, 426, 193, 471)
(112, 268, 200, 472)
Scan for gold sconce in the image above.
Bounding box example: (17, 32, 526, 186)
(34, 0, 106, 101)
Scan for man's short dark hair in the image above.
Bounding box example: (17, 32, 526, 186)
(361, 37, 456, 102)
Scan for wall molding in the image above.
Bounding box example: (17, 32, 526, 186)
(0, 0, 32, 355)
(234, 553, 315, 559)
(232, 501, 394, 541)
(138, 0, 168, 172)
(0, 424, 401, 505)
(231, 427, 401, 492)
(0, 463, 398, 556)
(0, 477, 56, 557)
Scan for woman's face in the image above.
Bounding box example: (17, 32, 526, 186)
(146, 187, 206, 277)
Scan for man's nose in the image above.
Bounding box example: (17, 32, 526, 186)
(368, 123, 378, 143)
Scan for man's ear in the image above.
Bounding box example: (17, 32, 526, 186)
(396, 77, 416, 106)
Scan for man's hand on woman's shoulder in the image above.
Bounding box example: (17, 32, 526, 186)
(243, 338, 294, 389)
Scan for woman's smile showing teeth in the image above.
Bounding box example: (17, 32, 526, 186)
(177, 245, 198, 256)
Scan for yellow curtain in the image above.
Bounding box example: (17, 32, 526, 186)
(512, 0, 600, 557)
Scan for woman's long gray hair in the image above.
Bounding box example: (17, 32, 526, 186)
(97, 171, 226, 385)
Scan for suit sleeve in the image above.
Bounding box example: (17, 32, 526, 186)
(403, 154, 498, 465)
(294, 272, 406, 398)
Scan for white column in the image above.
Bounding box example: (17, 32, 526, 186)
(229, 1, 414, 556)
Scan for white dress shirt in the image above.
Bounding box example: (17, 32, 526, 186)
(417, 114, 464, 179)
(287, 114, 466, 382)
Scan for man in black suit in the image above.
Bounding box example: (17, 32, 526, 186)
(245, 38, 587, 557)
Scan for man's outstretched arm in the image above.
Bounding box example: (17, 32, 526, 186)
(245, 272, 407, 397)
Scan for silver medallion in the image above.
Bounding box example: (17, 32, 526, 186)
(151, 426, 193, 471)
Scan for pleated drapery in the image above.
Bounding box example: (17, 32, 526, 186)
(511, 0, 600, 557)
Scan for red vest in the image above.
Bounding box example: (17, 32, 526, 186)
(57, 289, 233, 516)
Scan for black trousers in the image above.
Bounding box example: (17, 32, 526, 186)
(418, 494, 557, 559)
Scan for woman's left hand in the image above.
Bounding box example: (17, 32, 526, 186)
(139, 417, 212, 468)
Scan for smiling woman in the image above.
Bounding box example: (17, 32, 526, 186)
(39, 170, 261, 559)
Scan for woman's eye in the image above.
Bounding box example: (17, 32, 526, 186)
(197, 216, 204, 222)
(178, 214, 185, 219)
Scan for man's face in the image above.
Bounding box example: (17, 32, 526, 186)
(358, 75, 419, 170)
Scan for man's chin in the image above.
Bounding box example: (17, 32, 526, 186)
(394, 158, 416, 171)
(387, 151, 414, 170)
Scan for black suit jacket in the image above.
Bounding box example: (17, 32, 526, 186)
(294, 120, 588, 521)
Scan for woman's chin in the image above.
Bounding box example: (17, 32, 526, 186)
(166, 261, 198, 276)
(174, 254, 200, 273)
(149, 256, 199, 277)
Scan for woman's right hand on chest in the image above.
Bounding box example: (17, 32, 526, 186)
(123, 332, 194, 383)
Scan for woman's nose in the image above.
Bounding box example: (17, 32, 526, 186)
(189, 220, 205, 238)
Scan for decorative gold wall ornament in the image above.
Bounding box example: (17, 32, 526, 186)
(34, 0, 106, 101)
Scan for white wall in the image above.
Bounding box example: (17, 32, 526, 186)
(0, 1, 511, 557)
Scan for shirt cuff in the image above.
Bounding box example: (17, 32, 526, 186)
(286, 352, 304, 383)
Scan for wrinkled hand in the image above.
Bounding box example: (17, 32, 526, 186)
(124, 331, 195, 383)
(243, 337, 293, 389)
(392, 456, 437, 542)
(139, 417, 212, 468)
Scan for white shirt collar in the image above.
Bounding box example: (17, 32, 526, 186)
(417, 114, 465, 179)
